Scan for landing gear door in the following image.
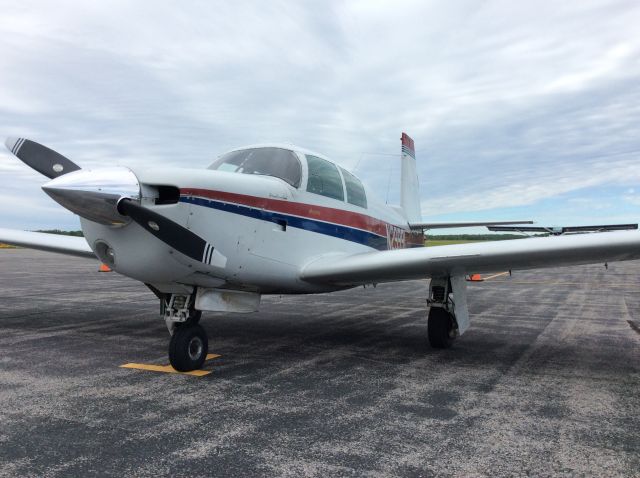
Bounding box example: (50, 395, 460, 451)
(450, 275, 470, 335)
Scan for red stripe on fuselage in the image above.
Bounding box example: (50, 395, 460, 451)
(182, 188, 387, 236)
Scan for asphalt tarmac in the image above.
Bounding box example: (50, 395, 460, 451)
(1, 249, 639, 477)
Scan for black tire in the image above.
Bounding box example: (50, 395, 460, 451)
(428, 307, 455, 349)
(169, 324, 208, 372)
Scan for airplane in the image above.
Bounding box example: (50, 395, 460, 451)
(2, 132, 640, 372)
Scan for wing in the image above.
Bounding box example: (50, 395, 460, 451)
(0, 228, 95, 258)
(410, 220, 533, 230)
(300, 230, 640, 286)
(488, 224, 638, 234)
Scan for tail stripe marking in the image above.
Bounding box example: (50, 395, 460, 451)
(401, 133, 415, 159)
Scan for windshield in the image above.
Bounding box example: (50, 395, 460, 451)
(209, 147, 302, 188)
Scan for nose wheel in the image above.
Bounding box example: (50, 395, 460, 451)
(168, 324, 209, 372)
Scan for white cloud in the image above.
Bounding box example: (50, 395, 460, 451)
(0, 0, 639, 228)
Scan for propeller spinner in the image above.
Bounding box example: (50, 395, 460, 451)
(41, 167, 140, 226)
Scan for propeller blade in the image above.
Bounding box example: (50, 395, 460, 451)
(4, 137, 81, 179)
(118, 199, 214, 264)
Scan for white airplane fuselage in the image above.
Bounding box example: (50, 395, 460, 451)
(80, 150, 423, 295)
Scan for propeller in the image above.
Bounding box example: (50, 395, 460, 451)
(5, 136, 218, 266)
(4, 137, 81, 179)
(118, 198, 216, 264)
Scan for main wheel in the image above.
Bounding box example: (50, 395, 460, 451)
(169, 324, 208, 372)
(428, 307, 455, 349)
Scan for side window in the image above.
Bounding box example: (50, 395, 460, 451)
(306, 155, 344, 201)
(340, 167, 367, 208)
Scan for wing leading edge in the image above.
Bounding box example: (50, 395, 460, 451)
(300, 230, 640, 286)
(409, 220, 533, 230)
(0, 228, 95, 258)
(488, 224, 638, 235)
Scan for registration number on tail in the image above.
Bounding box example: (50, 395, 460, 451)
(386, 224, 406, 250)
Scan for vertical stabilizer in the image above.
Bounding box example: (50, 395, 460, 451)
(400, 132, 421, 222)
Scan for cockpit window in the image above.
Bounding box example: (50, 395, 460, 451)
(209, 147, 302, 188)
(340, 167, 367, 208)
(306, 155, 344, 201)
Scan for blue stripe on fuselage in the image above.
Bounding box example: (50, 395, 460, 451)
(180, 195, 389, 251)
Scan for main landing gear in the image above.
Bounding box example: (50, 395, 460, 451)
(427, 307, 456, 348)
(161, 292, 208, 372)
(427, 276, 470, 349)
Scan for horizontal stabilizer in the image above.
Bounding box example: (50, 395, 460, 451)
(488, 224, 638, 235)
(409, 220, 533, 231)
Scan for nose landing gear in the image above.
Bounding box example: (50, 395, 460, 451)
(159, 291, 208, 372)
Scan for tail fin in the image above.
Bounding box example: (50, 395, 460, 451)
(400, 132, 421, 222)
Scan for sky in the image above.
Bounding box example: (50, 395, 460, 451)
(1, 0, 640, 233)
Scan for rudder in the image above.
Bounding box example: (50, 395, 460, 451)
(400, 132, 421, 222)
